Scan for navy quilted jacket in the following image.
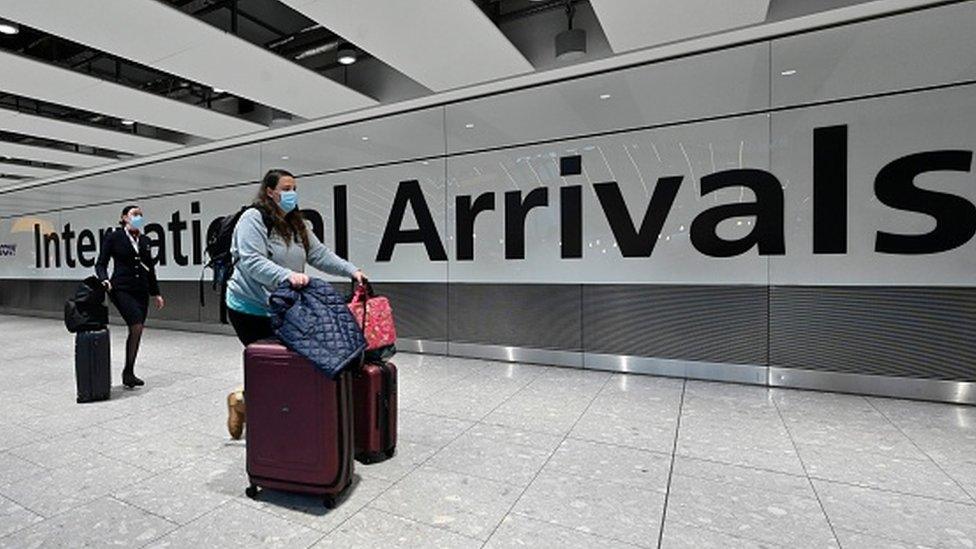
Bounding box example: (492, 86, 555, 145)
(269, 279, 366, 379)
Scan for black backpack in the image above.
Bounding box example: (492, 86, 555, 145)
(65, 276, 109, 333)
(200, 206, 273, 323)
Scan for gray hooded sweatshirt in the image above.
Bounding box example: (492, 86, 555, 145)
(225, 207, 357, 316)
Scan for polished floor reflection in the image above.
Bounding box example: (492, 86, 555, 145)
(1, 314, 975, 547)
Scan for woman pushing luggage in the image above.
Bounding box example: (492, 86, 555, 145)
(223, 168, 366, 439)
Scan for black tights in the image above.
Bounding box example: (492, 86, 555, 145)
(124, 323, 144, 376)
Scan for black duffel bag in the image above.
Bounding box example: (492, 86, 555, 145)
(64, 276, 109, 333)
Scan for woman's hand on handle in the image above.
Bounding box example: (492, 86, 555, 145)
(352, 270, 368, 285)
(288, 272, 310, 288)
(153, 295, 165, 310)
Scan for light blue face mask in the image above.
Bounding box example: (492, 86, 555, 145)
(129, 215, 145, 230)
(278, 190, 298, 213)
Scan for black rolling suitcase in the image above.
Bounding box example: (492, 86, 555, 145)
(75, 329, 111, 403)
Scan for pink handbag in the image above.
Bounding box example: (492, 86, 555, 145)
(348, 281, 397, 361)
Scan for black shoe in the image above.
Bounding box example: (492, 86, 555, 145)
(122, 373, 145, 388)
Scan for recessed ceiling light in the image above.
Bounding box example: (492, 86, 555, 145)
(361, 136, 369, 141)
(337, 43, 357, 65)
(121, 119, 135, 126)
(0, 22, 19, 35)
(599, 94, 611, 100)
(465, 123, 475, 129)
(780, 69, 798, 76)
(281, 156, 289, 160)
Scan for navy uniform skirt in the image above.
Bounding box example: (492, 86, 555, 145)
(109, 288, 149, 326)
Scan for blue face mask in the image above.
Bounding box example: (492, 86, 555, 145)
(129, 215, 145, 230)
(278, 190, 298, 213)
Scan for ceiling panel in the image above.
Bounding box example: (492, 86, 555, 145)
(0, 141, 113, 167)
(0, 110, 179, 156)
(590, 0, 771, 53)
(0, 50, 267, 140)
(0, 163, 65, 178)
(0, 0, 378, 120)
(277, 0, 533, 91)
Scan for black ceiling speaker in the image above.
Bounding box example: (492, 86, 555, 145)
(556, 0, 586, 61)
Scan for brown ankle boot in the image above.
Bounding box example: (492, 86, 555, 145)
(227, 389, 246, 440)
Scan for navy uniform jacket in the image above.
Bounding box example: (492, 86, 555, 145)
(95, 229, 161, 296)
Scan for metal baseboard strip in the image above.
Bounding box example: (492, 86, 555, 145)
(397, 338, 448, 355)
(5, 307, 975, 404)
(768, 367, 976, 405)
(585, 352, 768, 385)
(447, 342, 583, 368)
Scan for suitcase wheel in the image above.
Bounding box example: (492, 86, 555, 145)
(323, 496, 337, 509)
(245, 485, 259, 499)
(384, 447, 396, 459)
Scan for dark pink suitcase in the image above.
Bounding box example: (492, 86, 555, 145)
(353, 360, 397, 464)
(243, 340, 354, 508)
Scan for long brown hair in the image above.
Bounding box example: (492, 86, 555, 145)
(253, 169, 310, 251)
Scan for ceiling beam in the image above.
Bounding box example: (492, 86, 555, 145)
(0, 163, 65, 179)
(0, 50, 267, 140)
(0, 141, 113, 167)
(589, 0, 771, 53)
(0, 0, 378, 120)
(277, 0, 533, 91)
(0, 110, 178, 155)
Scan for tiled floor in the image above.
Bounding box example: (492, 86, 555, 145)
(1, 314, 975, 548)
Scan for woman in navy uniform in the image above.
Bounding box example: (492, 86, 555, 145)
(95, 205, 165, 388)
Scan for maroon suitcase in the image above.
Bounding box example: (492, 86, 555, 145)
(353, 361, 397, 464)
(243, 340, 354, 508)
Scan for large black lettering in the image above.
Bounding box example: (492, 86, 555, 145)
(43, 232, 60, 268)
(505, 187, 549, 260)
(456, 192, 495, 261)
(76, 229, 97, 268)
(813, 125, 848, 254)
(560, 186, 582, 259)
(191, 201, 203, 265)
(376, 180, 447, 262)
(333, 185, 348, 260)
(144, 223, 167, 266)
(690, 169, 785, 257)
(875, 150, 976, 254)
(61, 223, 76, 268)
(593, 177, 682, 258)
(34, 223, 41, 269)
(168, 210, 188, 266)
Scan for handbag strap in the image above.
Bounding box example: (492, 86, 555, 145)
(352, 279, 371, 332)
